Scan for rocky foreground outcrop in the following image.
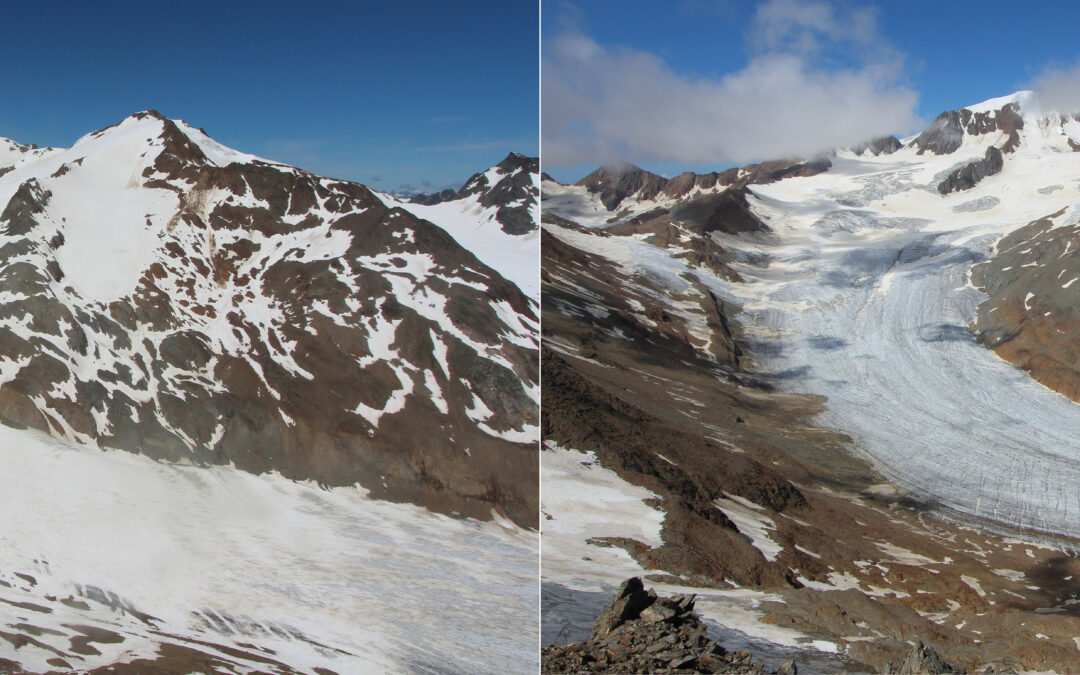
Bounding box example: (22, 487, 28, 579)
(542, 578, 797, 675)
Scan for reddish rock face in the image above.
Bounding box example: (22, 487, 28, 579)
(0, 112, 539, 527)
(970, 210, 1080, 403)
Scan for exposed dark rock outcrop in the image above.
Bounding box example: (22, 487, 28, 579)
(853, 135, 902, 156)
(937, 145, 1004, 194)
(883, 641, 963, 674)
(913, 104, 1024, 156)
(913, 110, 965, 155)
(542, 578, 790, 674)
(576, 164, 670, 211)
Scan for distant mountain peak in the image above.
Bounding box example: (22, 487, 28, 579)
(411, 152, 539, 235)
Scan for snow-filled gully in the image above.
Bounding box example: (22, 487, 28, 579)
(735, 152, 1080, 541)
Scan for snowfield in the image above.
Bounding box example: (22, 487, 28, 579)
(0, 424, 538, 673)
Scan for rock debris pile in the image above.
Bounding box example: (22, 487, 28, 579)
(541, 577, 798, 674)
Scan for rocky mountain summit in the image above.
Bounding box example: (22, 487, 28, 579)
(0, 110, 539, 526)
(411, 151, 539, 235)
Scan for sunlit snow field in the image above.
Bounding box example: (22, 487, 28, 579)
(0, 424, 538, 673)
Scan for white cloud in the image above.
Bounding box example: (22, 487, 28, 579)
(542, 0, 919, 167)
(1031, 63, 1080, 115)
(750, 0, 876, 55)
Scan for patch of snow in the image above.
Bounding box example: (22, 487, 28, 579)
(715, 497, 781, 562)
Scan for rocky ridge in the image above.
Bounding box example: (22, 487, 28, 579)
(412, 151, 539, 235)
(574, 157, 832, 214)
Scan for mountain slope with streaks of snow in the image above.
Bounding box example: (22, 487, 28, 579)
(0, 110, 538, 527)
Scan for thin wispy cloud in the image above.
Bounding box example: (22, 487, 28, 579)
(750, 0, 875, 56)
(261, 139, 330, 169)
(542, 0, 920, 167)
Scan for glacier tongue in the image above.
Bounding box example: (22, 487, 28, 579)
(734, 139, 1080, 538)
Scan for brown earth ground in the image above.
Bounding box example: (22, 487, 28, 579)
(543, 219, 1080, 672)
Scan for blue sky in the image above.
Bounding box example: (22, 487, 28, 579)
(0, 2, 537, 192)
(543, 0, 1080, 182)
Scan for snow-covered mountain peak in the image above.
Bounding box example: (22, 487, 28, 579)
(67, 110, 282, 181)
(963, 90, 1035, 115)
